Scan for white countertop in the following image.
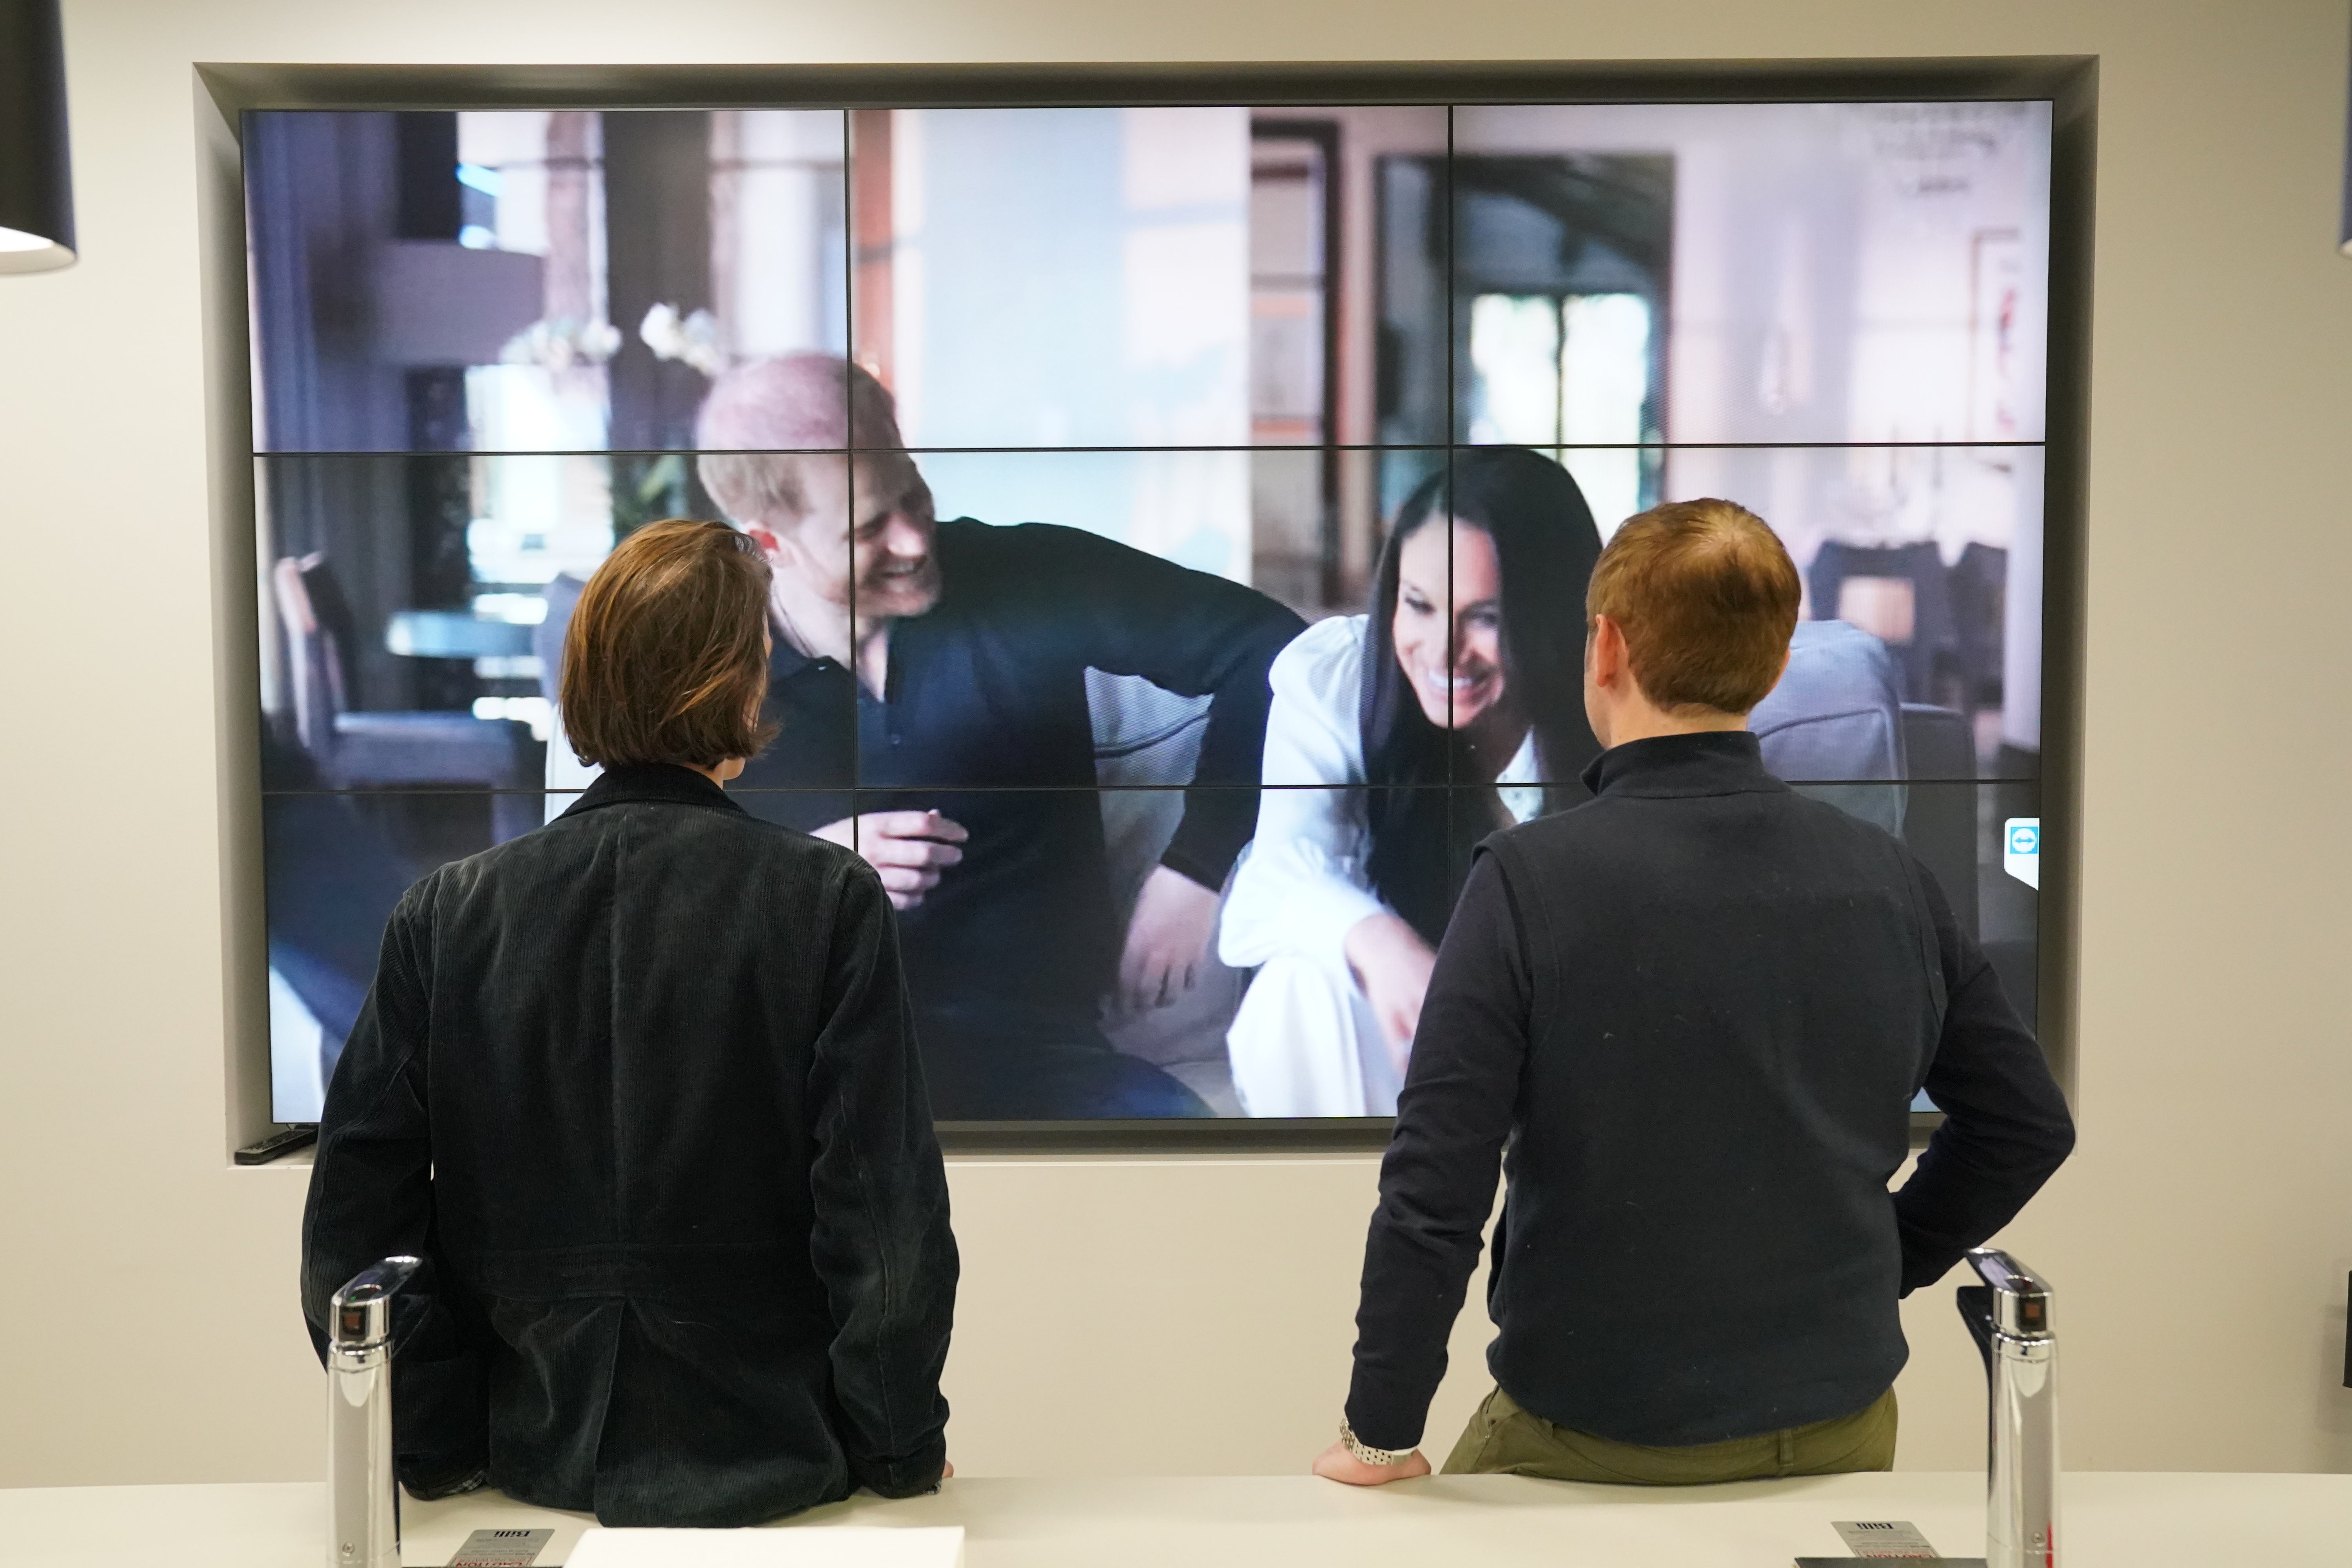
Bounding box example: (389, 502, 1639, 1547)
(3, 1471, 2346, 1566)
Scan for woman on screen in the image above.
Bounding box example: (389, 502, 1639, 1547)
(300, 520, 956, 1526)
(1220, 448, 1605, 1117)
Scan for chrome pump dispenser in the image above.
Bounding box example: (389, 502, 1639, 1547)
(1956, 1248, 2059, 1568)
(327, 1256, 422, 1568)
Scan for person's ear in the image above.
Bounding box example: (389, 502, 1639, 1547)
(1590, 614, 1629, 690)
(1582, 619, 1612, 750)
(742, 521, 792, 567)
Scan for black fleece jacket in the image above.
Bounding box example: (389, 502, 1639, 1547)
(1345, 731, 2073, 1451)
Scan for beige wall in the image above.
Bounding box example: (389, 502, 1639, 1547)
(4, 0, 2350, 1487)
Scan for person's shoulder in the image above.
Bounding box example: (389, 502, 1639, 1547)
(1774, 785, 1915, 858)
(951, 517, 1257, 588)
(481, 796, 862, 877)
(742, 813, 868, 875)
(377, 860, 448, 931)
(1271, 613, 1367, 705)
(937, 518, 1128, 601)
(662, 799, 867, 871)
(931, 515, 992, 549)
(1481, 792, 1637, 877)
(1497, 787, 1613, 840)
(942, 516, 1108, 565)
(706, 816, 896, 920)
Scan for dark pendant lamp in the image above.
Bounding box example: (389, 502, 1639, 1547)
(0, 0, 75, 273)
(2343, 45, 2352, 256)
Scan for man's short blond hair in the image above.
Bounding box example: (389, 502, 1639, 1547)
(693, 354, 902, 525)
(1585, 499, 1801, 715)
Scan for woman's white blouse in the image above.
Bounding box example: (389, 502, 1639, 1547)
(1218, 615, 1541, 977)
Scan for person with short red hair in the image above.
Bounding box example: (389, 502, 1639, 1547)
(1315, 498, 2074, 1488)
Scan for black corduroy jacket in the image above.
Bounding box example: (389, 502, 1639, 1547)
(300, 764, 957, 1526)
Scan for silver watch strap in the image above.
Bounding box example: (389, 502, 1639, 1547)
(1339, 1419, 1415, 1467)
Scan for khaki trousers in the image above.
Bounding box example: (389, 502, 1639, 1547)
(1443, 1386, 1898, 1485)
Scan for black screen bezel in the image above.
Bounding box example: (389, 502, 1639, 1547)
(207, 56, 2094, 1155)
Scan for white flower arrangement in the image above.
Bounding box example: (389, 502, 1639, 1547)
(638, 302, 729, 377)
(501, 316, 623, 372)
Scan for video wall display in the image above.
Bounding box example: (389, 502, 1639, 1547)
(248, 99, 2055, 1125)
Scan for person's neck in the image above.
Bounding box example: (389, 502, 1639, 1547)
(768, 580, 893, 699)
(1593, 701, 1746, 750)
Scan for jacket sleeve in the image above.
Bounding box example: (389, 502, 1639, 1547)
(1891, 855, 2077, 1294)
(1343, 846, 1532, 1450)
(1023, 523, 1307, 889)
(299, 877, 488, 1499)
(1216, 624, 1390, 974)
(805, 860, 960, 1496)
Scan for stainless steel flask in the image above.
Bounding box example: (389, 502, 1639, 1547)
(326, 1256, 422, 1568)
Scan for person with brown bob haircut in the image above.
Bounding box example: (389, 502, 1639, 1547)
(557, 517, 779, 775)
(1316, 498, 2073, 1487)
(301, 519, 958, 1527)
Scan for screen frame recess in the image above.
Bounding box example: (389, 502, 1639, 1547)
(199, 57, 2094, 1158)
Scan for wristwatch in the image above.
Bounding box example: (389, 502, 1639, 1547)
(1339, 1419, 1416, 1467)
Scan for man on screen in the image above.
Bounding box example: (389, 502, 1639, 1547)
(1314, 499, 2073, 1486)
(694, 354, 1305, 1121)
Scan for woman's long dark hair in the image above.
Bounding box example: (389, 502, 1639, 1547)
(1360, 448, 1606, 944)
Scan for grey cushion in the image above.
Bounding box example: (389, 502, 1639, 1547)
(1751, 619, 1907, 782)
(1751, 619, 1907, 835)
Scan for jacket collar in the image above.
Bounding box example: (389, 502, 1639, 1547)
(560, 762, 746, 820)
(1578, 729, 1786, 800)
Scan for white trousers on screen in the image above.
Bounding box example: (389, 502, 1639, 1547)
(1225, 951, 1403, 1118)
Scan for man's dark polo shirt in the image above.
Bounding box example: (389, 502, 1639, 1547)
(1345, 730, 2074, 1452)
(734, 516, 1304, 1052)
